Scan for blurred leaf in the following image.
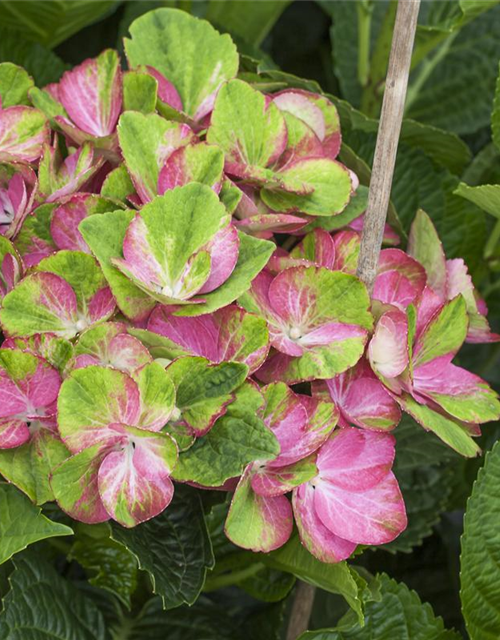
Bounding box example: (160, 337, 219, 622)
(406, 5, 500, 135)
(206, 0, 290, 46)
(111, 486, 214, 609)
(461, 440, 500, 639)
(491, 61, 500, 150)
(0, 62, 33, 106)
(70, 523, 138, 609)
(0, 28, 66, 85)
(299, 574, 460, 639)
(0, 0, 121, 48)
(454, 183, 500, 219)
(0, 484, 72, 565)
(239, 566, 295, 602)
(0, 552, 106, 639)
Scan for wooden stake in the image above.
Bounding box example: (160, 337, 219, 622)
(356, 0, 421, 292)
(286, 3, 420, 638)
(286, 582, 317, 640)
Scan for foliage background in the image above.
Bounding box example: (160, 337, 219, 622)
(0, 0, 499, 637)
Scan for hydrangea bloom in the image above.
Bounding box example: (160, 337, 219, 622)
(0, 7, 498, 571)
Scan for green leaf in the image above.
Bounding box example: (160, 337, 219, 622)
(124, 8, 239, 118)
(110, 485, 214, 609)
(0, 552, 106, 639)
(206, 0, 291, 47)
(79, 208, 156, 322)
(123, 70, 158, 114)
(70, 523, 138, 609)
(0, 483, 72, 565)
(454, 183, 500, 219)
(461, 440, 500, 639)
(238, 566, 296, 603)
(172, 384, 279, 487)
(265, 535, 364, 625)
(165, 356, 248, 435)
(0, 62, 33, 107)
(0, 27, 66, 85)
(300, 573, 460, 639)
(397, 394, 481, 458)
(0, 0, 120, 48)
(493, 61, 500, 151)
(100, 165, 135, 203)
(382, 415, 458, 553)
(0, 430, 69, 505)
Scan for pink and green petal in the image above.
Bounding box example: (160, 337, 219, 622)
(293, 483, 356, 563)
(57, 365, 141, 453)
(261, 157, 353, 218)
(224, 470, 293, 552)
(146, 304, 270, 373)
(288, 229, 336, 269)
(332, 230, 360, 274)
(0, 272, 80, 338)
(57, 49, 122, 137)
(135, 362, 176, 431)
(0, 106, 49, 163)
(51, 442, 114, 524)
(313, 469, 407, 546)
(98, 424, 177, 528)
(324, 360, 401, 431)
(251, 456, 317, 497)
(368, 308, 409, 379)
(197, 224, 239, 294)
(408, 209, 447, 297)
(157, 142, 224, 194)
(118, 111, 195, 203)
(0, 420, 30, 448)
(373, 249, 427, 309)
(316, 427, 395, 491)
(207, 79, 287, 174)
(73, 322, 152, 374)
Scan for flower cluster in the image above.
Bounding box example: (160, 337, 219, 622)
(0, 8, 498, 563)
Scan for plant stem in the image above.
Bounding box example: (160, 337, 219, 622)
(286, 581, 316, 640)
(203, 562, 264, 591)
(356, 0, 421, 292)
(357, 1, 373, 87)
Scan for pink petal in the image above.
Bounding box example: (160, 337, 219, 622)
(332, 230, 360, 274)
(325, 360, 400, 431)
(145, 66, 183, 111)
(293, 483, 356, 562)
(197, 224, 239, 294)
(50, 193, 96, 253)
(98, 432, 175, 527)
(368, 308, 409, 379)
(58, 51, 122, 137)
(316, 427, 395, 491)
(314, 469, 407, 545)
(273, 91, 326, 141)
(0, 419, 30, 448)
(87, 287, 116, 324)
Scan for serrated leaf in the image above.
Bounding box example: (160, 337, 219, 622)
(110, 485, 214, 609)
(461, 440, 500, 639)
(0, 552, 106, 639)
(454, 183, 500, 219)
(0, 484, 72, 565)
(124, 8, 239, 119)
(299, 573, 460, 639)
(70, 523, 138, 609)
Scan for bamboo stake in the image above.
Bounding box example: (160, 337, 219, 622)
(356, 0, 421, 292)
(286, 2, 420, 638)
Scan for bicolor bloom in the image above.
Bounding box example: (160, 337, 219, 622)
(53, 362, 178, 527)
(0, 348, 61, 448)
(0, 166, 37, 239)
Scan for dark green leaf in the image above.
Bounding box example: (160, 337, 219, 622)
(0, 551, 106, 639)
(0, 484, 72, 565)
(461, 440, 500, 639)
(111, 486, 214, 609)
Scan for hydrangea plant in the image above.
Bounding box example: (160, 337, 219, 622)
(0, 7, 498, 630)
